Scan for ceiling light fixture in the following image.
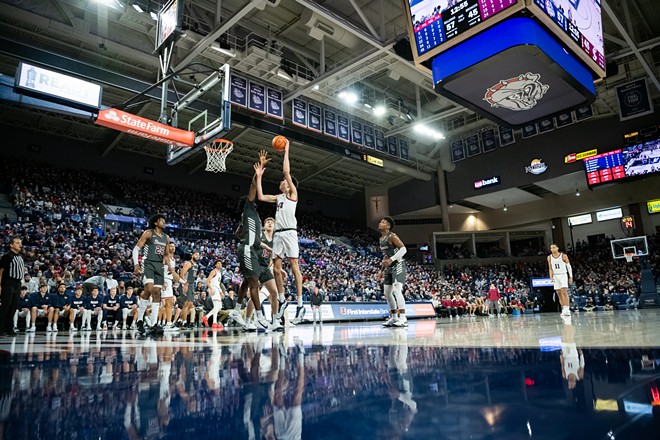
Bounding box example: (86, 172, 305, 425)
(503, 200, 508, 211)
(373, 105, 386, 117)
(149, 11, 158, 20)
(413, 123, 444, 140)
(575, 184, 580, 196)
(338, 90, 358, 105)
(132, 3, 144, 12)
(211, 44, 236, 58)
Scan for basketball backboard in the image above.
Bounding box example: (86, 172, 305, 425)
(610, 236, 649, 260)
(167, 64, 231, 165)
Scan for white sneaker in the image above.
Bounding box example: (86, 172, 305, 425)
(291, 306, 306, 325)
(270, 320, 284, 332)
(163, 324, 178, 333)
(256, 317, 271, 332)
(275, 301, 289, 319)
(399, 316, 408, 327)
(46, 324, 53, 332)
(70, 325, 77, 332)
(243, 321, 258, 332)
(52, 324, 58, 333)
(382, 316, 396, 327)
(84, 326, 92, 332)
(130, 323, 137, 330)
(228, 310, 247, 327)
(392, 317, 405, 327)
(26, 326, 36, 333)
(561, 309, 571, 317)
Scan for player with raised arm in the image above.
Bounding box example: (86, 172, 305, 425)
(255, 141, 305, 324)
(379, 216, 408, 327)
(133, 213, 170, 335)
(548, 243, 573, 318)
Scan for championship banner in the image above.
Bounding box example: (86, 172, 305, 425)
(266, 88, 283, 119)
(292, 98, 307, 127)
(308, 102, 322, 132)
(555, 111, 574, 128)
(522, 123, 539, 138)
(337, 115, 350, 143)
(465, 133, 481, 157)
(95, 108, 194, 147)
(399, 138, 409, 160)
(451, 139, 466, 162)
(363, 125, 375, 149)
(498, 125, 515, 146)
(387, 136, 398, 156)
(229, 75, 247, 107)
(375, 128, 387, 152)
(351, 119, 363, 146)
(248, 81, 265, 113)
(481, 128, 498, 152)
(323, 108, 337, 137)
(617, 78, 654, 121)
(575, 105, 593, 121)
(538, 117, 555, 133)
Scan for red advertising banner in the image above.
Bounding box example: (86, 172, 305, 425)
(95, 108, 194, 147)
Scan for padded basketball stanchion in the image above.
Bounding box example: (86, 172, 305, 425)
(638, 257, 660, 308)
(204, 139, 233, 173)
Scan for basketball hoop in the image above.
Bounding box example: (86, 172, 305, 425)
(624, 252, 635, 263)
(204, 139, 233, 173)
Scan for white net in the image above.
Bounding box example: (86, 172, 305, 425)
(204, 141, 233, 173)
(624, 252, 634, 263)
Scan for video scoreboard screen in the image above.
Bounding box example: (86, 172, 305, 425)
(530, 0, 605, 76)
(404, 0, 521, 63)
(584, 149, 625, 186)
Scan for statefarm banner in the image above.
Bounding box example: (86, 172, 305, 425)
(95, 108, 195, 147)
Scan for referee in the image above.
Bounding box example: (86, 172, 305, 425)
(0, 237, 24, 336)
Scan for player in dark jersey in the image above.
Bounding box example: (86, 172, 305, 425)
(133, 213, 171, 335)
(379, 216, 408, 327)
(235, 161, 279, 331)
(177, 251, 199, 329)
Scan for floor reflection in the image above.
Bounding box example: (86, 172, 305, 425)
(0, 326, 659, 439)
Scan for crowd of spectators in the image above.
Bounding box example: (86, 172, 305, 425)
(1, 155, 658, 329)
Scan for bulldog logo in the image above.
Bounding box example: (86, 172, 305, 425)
(484, 72, 550, 111)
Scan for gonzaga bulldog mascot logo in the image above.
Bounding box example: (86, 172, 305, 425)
(484, 72, 550, 111)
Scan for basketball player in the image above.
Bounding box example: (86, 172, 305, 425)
(133, 213, 171, 335)
(178, 251, 200, 329)
(161, 243, 179, 332)
(548, 243, 573, 317)
(235, 160, 280, 331)
(203, 261, 226, 329)
(379, 216, 408, 327)
(560, 319, 584, 390)
(255, 146, 305, 324)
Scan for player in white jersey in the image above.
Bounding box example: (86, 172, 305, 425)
(560, 319, 584, 390)
(203, 261, 226, 329)
(255, 146, 305, 324)
(548, 243, 573, 317)
(160, 243, 179, 332)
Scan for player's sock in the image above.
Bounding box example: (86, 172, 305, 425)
(297, 297, 303, 307)
(256, 310, 264, 320)
(276, 293, 284, 302)
(151, 303, 160, 326)
(137, 298, 148, 321)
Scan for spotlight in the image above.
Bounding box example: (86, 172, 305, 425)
(575, 184, 580, 196)
(149, 11, 158, 20)
(132, 3, 144, 12)
(338, 91, 358, 105)
(373, 105, 386, 117)
(503, 200, 508, 211)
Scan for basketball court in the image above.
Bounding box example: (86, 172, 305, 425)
(1, 0, 660, 438)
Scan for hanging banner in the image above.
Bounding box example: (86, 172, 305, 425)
(248, 81, 265, 113)
(363, 125, 375, 149)
(351, 119, 363, 146)
(575, 105, 593, 121)
(465, 134, 481, 157)
(292, 98, 307, 127)
(498, 125, 515, 146)
(522, 123, 539, 138)
(451, 139, 466, 162)
(399, 138, 409, 160)
(375, 128, 387, 152)
(481, 128, 498, 152)
(266, 88, 283, 120)
(323, 108, 337, 137)
(617, 78, 654, 121)
(538, 118, 555, 133)
(308, 102, 322, 132)
(387, 136, 398, 156)
(229, 75, 247, 107)
(555, 111, 574, 128)
(337, 115, 350, 142)
(96, 108, 194, 147)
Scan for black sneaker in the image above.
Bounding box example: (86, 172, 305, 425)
(291, 306, 306, 325)
(137, 320, 146, 335)
(276, 300, 289, 319)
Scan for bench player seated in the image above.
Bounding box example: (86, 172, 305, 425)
(102, 287, 121, 330)
(12, 286, 31, 333)
(50, 281, 70, 332)
(84, 287, 104, 331)
(64, 286, 86, 332)
(121, 286, 139, 329)
(28, 283, 54, 333)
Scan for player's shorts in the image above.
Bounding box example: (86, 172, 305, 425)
(553, 273, 569, 290)
(239, 245, 272, 281)
(383, 261, 406, 285)
(272, 230, 299, 259)
(142, 259, 164, 287)
(185, 283, 195, 302)
(161, 280, 174, 299)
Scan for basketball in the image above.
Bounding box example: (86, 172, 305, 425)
(272, 135, 288, 152)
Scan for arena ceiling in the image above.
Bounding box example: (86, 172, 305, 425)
(1, 0, 660, 201)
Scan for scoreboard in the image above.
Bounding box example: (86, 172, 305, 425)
(584, 149, 625, 186)
(404, 0, 523, 63)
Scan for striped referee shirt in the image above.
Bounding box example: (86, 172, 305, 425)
(0, 251, 25, 283)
